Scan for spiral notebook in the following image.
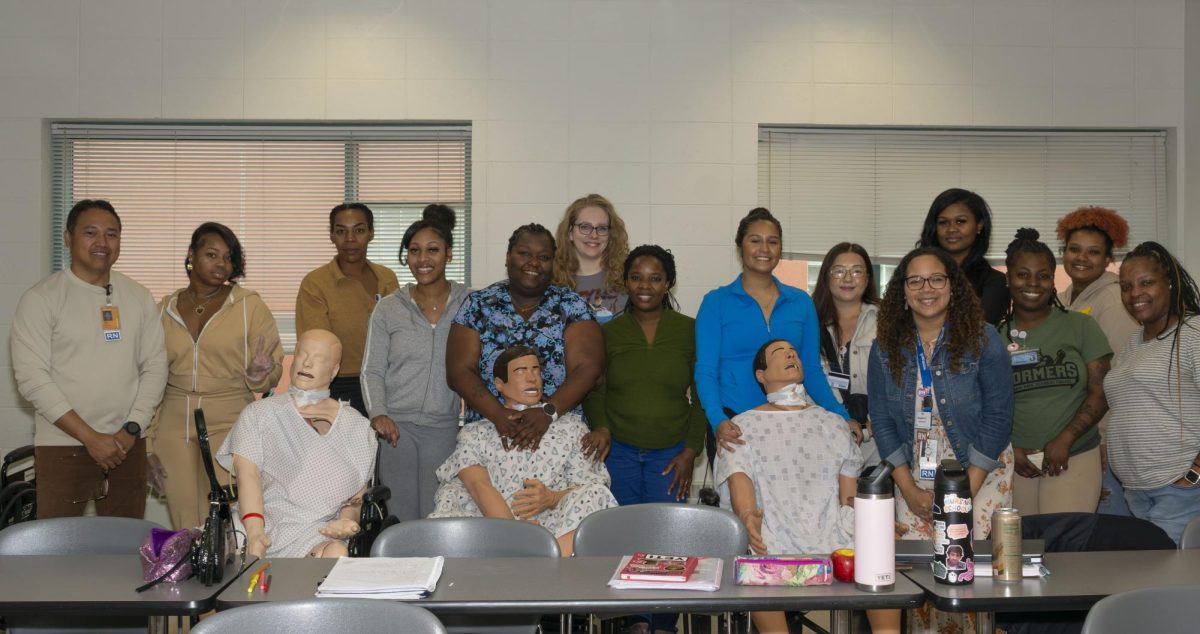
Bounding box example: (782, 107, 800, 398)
(316, 556, 445, 600)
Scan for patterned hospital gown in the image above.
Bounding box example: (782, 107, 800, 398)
(430, 414, 617, 537)
(216, 393, 378, 557)
(716, 405, 864, 554)
(451, 281, 594, 422)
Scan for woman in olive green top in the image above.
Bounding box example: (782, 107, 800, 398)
(583, 244, 706, 634)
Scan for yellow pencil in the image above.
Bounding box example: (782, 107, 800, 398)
(246, 572, 261, 593)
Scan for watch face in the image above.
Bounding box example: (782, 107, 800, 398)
(1187, 470, 1200, 485)
(542, 403, 557, 416)
(124, 421, 141, 436)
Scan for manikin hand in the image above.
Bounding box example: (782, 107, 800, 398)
(246, 530, 272, 560)
(318, 518, 361, 540)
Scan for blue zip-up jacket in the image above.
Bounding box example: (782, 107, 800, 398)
(867, 327, 1013, 472)
(695, 275, 849, 429)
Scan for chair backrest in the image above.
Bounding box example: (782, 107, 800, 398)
(1081, 585, 1200, 634)
(0, 516, 161, 555)
(192, 599, 447, 634)
(1022, 513, 1176, 552)
(1180, 517, 1200, 550)
(371, 517, 560, 558)
(572, 504, 749, 557)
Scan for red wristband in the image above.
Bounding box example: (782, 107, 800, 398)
(241, 512, 265, 525)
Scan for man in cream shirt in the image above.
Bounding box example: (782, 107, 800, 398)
(11, 199, 166, 519)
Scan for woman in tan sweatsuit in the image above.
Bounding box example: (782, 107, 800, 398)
(150, 223, 283, 530)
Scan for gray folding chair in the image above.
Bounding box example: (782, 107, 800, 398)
(193, 598, 446, 634)
(571, 503, 750, 634)
(371, 518, 560, 634)
(1179, 516, 1200, 550)
(1080, 585, 1200, 634)
(0, 516, 163, 634)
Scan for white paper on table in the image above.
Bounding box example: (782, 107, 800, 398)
(316, 556, 445, 600)
(607, 556, 723, 591)
(973, 562, 1048, 578)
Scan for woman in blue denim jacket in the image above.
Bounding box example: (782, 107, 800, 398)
(868, 247, 1014, 632)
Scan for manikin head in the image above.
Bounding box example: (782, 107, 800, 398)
(753, 339, 804, 394)
(291, 329, 342, 391)
(493, 346, 543, 408)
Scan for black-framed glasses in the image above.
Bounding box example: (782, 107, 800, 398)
(572, 222, 610, 237)
(905, 274, 950, 291)
(830, 266, 868, 280)
(71, 470, 109, 504)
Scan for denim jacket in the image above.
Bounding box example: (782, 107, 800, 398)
(867, 327, 1013, 472)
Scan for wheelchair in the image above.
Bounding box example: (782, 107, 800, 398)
(0, 445, 36, 529)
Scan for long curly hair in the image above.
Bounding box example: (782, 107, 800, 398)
(877, 247, 985, 383)
(551, 193, 629, 292)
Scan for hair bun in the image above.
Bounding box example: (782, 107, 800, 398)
(744, 207, 776, 222)
(1015, 227, 1040, 242)
(422, 204, 456, 231)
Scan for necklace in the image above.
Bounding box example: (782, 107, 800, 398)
(187, 286, 224, 315)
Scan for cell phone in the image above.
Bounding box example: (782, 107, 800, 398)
(1027, 451, 1045, 470)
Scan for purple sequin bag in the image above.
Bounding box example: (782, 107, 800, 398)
(139, 527, 201, 584)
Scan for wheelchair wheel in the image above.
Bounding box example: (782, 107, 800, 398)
(0, 481, 36, 529)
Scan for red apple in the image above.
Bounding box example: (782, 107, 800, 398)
(831, 548, 855, 583)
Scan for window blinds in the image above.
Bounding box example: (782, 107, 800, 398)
(758, 128, 1167, 261)
(51, 123, 471, 346)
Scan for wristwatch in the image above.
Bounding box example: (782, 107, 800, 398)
(541, 402, 558, 423)
(1185, 465, 1200, 485)
(122, 421, 141, 437)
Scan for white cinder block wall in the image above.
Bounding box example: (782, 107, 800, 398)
(0, 0, 1189, 456)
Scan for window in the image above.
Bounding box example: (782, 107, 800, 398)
(758, 128, 1168, 277)
(51, 123, 471, 347)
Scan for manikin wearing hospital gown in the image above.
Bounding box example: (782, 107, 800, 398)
(218, 329, 377, 558)
(718, 339, 899, 634)
(430, 345, 616, 556)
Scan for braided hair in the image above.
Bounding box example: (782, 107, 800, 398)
(621, 244, 678, 311)
(1122, 243, 1200, 432)
(506, 223, 556, 254)
(999, 227, 1066, 330)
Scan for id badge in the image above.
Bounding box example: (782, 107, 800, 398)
(827, 371, 851, 391)
(100, 306, 122, 342)
(1011, 348, 1040, 366)
(915, 430, 937, 480)
(915, 411, 933, 430)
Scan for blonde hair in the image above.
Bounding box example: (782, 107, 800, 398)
(552, 193, 629, 292)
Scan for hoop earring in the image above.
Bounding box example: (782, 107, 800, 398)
(185, 261, 193, 271)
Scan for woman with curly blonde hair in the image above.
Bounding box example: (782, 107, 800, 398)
(868, 247, 1014, 632)
(552, 194, 630, 323)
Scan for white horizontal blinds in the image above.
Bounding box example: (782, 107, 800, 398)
(758, 131, 877, 256)
(50, 124, 471, 346)
(758, 128, 1167, 261)
(357, 139, 470, 285)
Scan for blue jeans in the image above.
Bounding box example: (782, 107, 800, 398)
(1124, 482, 1200, 545)
(606, 439, 686, 633)
(1097, 466, 1132, 516)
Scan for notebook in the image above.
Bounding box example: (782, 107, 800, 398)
(316, 556, 444, 600)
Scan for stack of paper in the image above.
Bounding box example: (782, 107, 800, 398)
(607, 555, 723, 592)
(316, 556, 445, 600)
(973, 561, 1049, 578)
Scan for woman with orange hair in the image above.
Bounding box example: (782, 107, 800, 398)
(1056, 206, 1138, 515)
(552, 194, 630, 323)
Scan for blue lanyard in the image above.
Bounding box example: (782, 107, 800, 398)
(915, 327, 943, 411)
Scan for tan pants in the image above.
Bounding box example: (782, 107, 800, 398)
(1012, 445, 1101, 515)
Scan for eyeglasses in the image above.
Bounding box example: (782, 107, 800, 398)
(830, 267, 868, 280)
(573, 222, 610, 237)
(905, 274, 950, 291)
(71, 470, 109, 504)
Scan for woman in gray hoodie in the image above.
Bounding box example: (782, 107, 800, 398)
(361, 205, 470, 520)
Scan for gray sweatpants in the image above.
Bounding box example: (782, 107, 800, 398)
(377, 420, 461, 521)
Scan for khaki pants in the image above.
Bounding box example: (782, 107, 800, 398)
(1012, 445, 1101, 515)
(35, 439, 147, 519)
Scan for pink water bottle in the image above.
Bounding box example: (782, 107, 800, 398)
(854, 461, 896, 592)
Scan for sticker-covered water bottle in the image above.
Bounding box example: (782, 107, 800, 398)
(932, 458, 973, 585)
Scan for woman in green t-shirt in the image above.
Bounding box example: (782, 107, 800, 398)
(1000, 228, 1113, 514)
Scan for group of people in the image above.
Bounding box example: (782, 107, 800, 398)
(10, 189, 1200, 634)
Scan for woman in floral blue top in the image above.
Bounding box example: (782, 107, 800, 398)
(448, 223, 605, 450)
